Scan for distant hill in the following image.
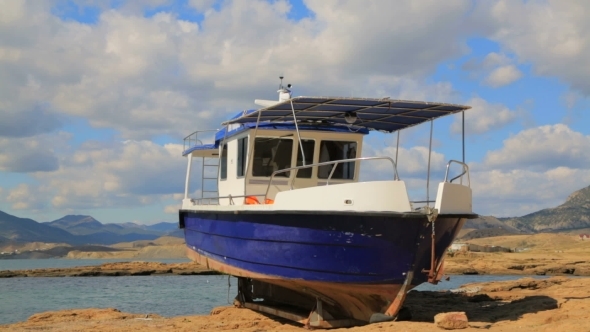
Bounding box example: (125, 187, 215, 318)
(0, 210, 82, 244)
(460, 228, 517, 240)
(503, 185, 590, 233)
(0, 210, 182, 246)
(459, 216, 522, 240)
(47, 215, 125, 235)
(45, 215, 178, 244)
(463, 216, 523, 233)
(145, 222, 178, 233)
(117, 221, 182, 238)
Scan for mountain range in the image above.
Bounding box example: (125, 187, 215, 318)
(464, 184, 590, 237)
(0, 211, 181, 245)
(1, 183, 589, 245)
(501, 185, 590, 233)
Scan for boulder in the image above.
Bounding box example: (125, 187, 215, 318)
(434, 311, 468, 330)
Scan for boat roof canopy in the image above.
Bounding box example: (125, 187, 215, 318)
(224, 97, 471, 133)
(214, 122, 369, 141)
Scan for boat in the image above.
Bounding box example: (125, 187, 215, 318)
(178, 79, 476, 328)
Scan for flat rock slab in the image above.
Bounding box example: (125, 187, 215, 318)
(0, 261, 220, 278)
(3, 277, 590, 331)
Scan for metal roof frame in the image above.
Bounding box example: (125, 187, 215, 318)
(223, 97, 471, 133)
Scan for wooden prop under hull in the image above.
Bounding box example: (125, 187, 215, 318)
(186, 247, 414, 325)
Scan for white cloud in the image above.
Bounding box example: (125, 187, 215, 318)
(468, 124, 590, 216)
(482, 124, 590, 171)
(3, 138, 189, 211)
(0, 133, 70, 172)
(1, 0, 473, 141)
(361, 126, 590, 217)
(461, 52, 523, 87)
(451, 97, 518, 135)
(482, 52, 511, 69)
(471, 167, 590, 217)
(4, 0, 588, 222)
(484, 65, 523, 87)
(6, 184, 48, 211)
(188, 0, 217, 12)
(477, 0, 590, 95)
(0, 104, 62, 138)
(164, 204, 180, 214)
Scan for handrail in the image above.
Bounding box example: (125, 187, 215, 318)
(191, 194, 266, 206)
(264, 156, 399, 201)
(443, 160, 470, 187)
(183, 129, 219, 151)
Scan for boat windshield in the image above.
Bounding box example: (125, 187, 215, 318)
(252, 137, 293, 177)
(318, 141, 357, 180)
(296, 140, 315, 178)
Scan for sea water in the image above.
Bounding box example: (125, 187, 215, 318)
(0, 274, 237, 325)
(0, 259, 559, 326)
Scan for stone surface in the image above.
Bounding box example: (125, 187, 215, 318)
(445, 249, 590, 276)
(3, 277, 590, 331)
(434, 312, 468, 330)
(0, 261, 219, 278)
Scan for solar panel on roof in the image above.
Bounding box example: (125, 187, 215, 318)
(224, 97, 471, 133)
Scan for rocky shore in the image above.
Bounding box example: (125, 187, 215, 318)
(3, 248, 590, 278)
(2, 276, 590, 331)
(0, 261, 220, 278)
(444, 250, 590, 276)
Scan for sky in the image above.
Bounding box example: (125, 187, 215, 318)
(1, 0, 589, 224)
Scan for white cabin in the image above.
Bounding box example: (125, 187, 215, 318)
(181, 94, 473, 215)
(184, 123, 368, 206)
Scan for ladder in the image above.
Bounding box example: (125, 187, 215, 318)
(201, 156, 219, 205)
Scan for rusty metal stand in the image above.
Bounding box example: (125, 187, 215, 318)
(304, 298, 363, 329)
(241, 298, 362, 329)
(377, 270, 414, 322)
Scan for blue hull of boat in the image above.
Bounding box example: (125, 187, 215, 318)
(180, 210, 465, 285)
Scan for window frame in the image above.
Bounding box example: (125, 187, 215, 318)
(236, 137, 248, 178)
(317, 140, 358, 180)
(251, 136, 294, 178)
(295, 139, 316, 179)
(219, 144, 228, 181)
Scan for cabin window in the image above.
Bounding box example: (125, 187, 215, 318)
(237, 137, 248, 177)
(220, 144, 228, 180)
(318, 141, 357, 180)
(296, 139, 315, 178)
(252, 137, 293, 177)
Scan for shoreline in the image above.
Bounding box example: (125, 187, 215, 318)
(3, 250, 590, 277)
(2, 276, 590, 331)
(0, 261, 220, 278)
(444, 251, 590, 276)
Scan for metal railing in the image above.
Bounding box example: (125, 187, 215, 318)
(264, 156, 399, 201)
(190, 194, 266, 206)
(183, 129, 218, 151)
(187, 158, 469, 207)
(443, 160, 470, 187)
(410, 159, 470, 209)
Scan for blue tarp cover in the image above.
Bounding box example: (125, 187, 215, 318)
(182, 143, 217, 156)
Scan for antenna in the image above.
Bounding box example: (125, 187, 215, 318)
(279, 76, 284, 89)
